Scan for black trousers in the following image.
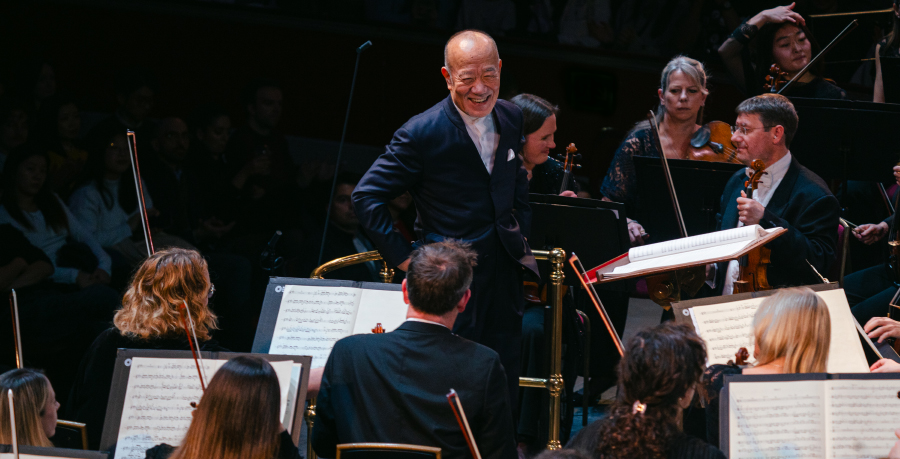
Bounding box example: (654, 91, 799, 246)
(844, 263, 898, 325)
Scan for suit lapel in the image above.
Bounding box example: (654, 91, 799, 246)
(491, 105, 521, 185)
(441, 96, 491, 180)
(762, 157, 799, 219)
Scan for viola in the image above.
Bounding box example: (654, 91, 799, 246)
(371, 323, 385, 334)
(689, 121, 741, 164)
(733, 160, 772, 293)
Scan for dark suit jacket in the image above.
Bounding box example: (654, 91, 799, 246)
(311, 321, 517, 459)
(352, 95, 538, 276)
(715, 156, 840, 291)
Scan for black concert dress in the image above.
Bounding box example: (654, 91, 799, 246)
(599, 121, 660, 213)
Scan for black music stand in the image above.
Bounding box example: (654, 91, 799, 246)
(881, 56, 900, 104)
(789, 97, 900, 206)
(633, 156, 744, 244)
(528, 194, 628, 290)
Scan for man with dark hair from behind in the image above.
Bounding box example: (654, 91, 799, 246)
(312, 240, 517, 459)
(87, 67, 158, 156)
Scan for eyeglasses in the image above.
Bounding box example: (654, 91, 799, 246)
(208, 284, 216, 299)
(731, 125, 772, 136)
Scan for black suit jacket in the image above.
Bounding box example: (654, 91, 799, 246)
(311, 321, 517, 459)
(715, 156, 840, 291)
(352, 95, 538, 276)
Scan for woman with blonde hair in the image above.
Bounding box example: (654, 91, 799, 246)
(702, 287, 830, 446)
(145, 355, 301, 459)
(600, 55, 710, 245)
(0, 369, 59, 448)
(64, 248, 228, 450)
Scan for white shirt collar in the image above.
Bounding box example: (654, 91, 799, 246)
(406, 318, 450, 329)
(745, 151, 791, 186)
(453, 100, 488, 125)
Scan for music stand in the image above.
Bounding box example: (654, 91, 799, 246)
(789, 97, 900, 206)
(528, 194, 628, 290)
(880, 56, 900, 104)
(633, 156, 744, 243)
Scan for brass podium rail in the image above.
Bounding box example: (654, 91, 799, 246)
(305, 248, 566, 458)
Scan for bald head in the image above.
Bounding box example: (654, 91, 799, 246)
(442, 30, 502, 118)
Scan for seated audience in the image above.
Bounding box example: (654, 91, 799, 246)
(701, 287, 830, 447)
(34, 93, 88, 197)
(312, 240, 517, 459)
(567, 322, 723, 459)
(186, 103, 239, 228)
(10, 57, 56, 116)
(0, 97, 30, 173)
(0, 368, 59, 448)
(87, 67, 158, 156)
(145, 355, 301, 459)
(65, 248, 227, 449)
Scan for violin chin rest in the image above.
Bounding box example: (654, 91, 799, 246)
(690, 125, 711, 148)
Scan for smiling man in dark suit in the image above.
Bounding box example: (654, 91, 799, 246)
(352, 30, 537, 406)
(311, 240, 517, 459)
(712, 93, 839, 294)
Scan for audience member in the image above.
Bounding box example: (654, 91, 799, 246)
(33, 93, 88, 197)
(294, 173, 379, 282)
(186, 103, 239, 227)
(66, 248, 228, 449)
(700, 287, 830, 447)
(145, 355, 302, 459)
(0, 368, 59, 448)
(0, 97, 30, 173)
(87, 67, 158, 156)
(312, 240, 517, 459)
(10, 57, 56, 117)
(567, 322, 724, 459)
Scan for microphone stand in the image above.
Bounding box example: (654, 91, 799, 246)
(317, 40, 372, 267)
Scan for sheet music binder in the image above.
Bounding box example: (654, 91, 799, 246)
(720, 372, 900, 453)
(0, 445, 107, 459)
(99, 349, 311, 452)
(251, 277, 402, 354)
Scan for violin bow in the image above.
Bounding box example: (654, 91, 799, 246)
(446, 389, 482, 459)
(126, 130, 154, 256)
(568, 253, 625, 357)
(649, 111, 688, 238)
(777, 20, 858, 95)
(8, 389, 18, 459)
(178, 301, 207, 392)
(9, 290, 22, 369)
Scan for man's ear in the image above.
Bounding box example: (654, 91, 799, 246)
(441, 67, 452, 91)
(401, 279, 411, 305)
(457, 289, 471, 313)
(772, 125, 785, 145)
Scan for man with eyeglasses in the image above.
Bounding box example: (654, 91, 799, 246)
(708, 93, 840, 295)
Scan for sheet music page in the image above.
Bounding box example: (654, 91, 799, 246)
(611, 240, 753, 276)
(818, 290, 870, 374)
(728, 380, 825, 459)
(282, 364, 303, 431)
(351, 288, 408, 335)
(268, 285, 362, 366)
(0, 455, 86, 459)
(113, 357, 296, 459)
(826, 379, 900, 458)
(689, 298, 760, 366)
(627, 225, 763, 262)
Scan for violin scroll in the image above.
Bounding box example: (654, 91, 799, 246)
(371, 323, 385, 334)
(728, 347, 751, 366)
(556, 143, 582, 194)
(763, 64, 789, 93)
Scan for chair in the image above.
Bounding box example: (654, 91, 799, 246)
(54, 420, 88, 450)
(336, 443, 441, 459)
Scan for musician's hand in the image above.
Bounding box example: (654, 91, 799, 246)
(894, 165, 900, 186)
(889, 429, 900, 459)
(559, 190, 577, 198)
(737, 191, 765, 226)
(864, 316, 900, 343)
(752, 3, 806, 28)
(854, 222, 889, 245)
(627, 220, 648, 246)
(871, 358, 900, 373)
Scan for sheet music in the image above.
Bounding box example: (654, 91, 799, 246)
(351, 288, 407, 335)
(826, 379, 900, 458)
(0, 455, 86, 459)
(114, 357, 296, 459)
(269, 285, 362, 366)
(728, 380, 825, 459)
(628, 225, 764, 262)
(817, 290, 870, 374)
(690, 299, 758, 366)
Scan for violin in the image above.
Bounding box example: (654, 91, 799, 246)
(371, 323, 385, 334)
(763, 64, 789, 93)
(728, 347, 751, 366)
(556, 143, 581, 194)
(689, 121, 741, 164)
(733, 160, 772, 293)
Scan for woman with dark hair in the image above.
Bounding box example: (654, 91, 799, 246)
(0, 368, 59, 448)
(0, 145, 112, 289)
(33, 93, 88, 196)
(145, 355, 301, 459)
(510, 94, 577, 197)
(66, 247, 228, 450)
(718, 3, 846, 99)
(875, 0, 900, 103)
(567, 322, 724, 459)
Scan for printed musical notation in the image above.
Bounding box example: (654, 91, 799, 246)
(691, 299, 759, 366)
(270, 285, 362, 366)
(827, 380, 900, 457)
(113, 357, 297, 459)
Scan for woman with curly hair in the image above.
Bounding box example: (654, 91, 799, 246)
(0, 368, 59, 448)
(567, 322, 724, 459)
(64, 248, 228, 450)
